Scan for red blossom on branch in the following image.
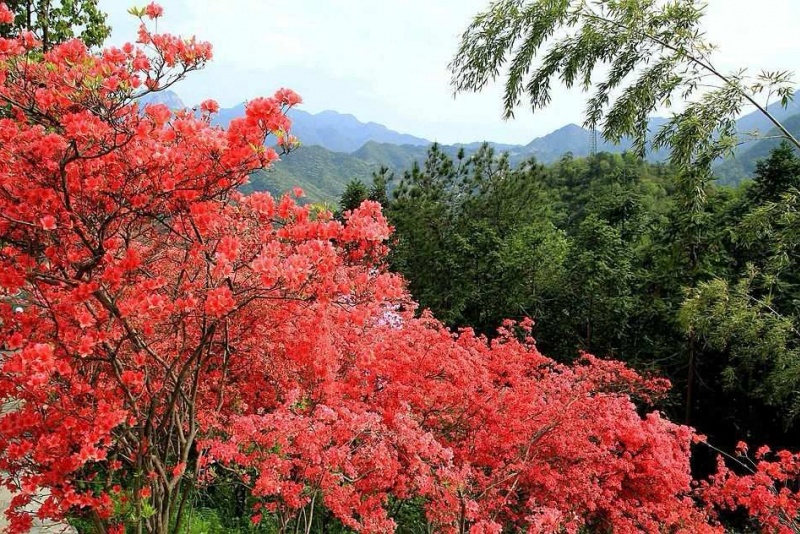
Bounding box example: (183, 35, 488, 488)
(144, 3, 164, 20)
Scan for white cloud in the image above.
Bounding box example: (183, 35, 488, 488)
(101, 0, 800, 145)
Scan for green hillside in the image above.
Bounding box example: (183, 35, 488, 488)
(241, 145, 379, 202)
(353, 141, 430, 169)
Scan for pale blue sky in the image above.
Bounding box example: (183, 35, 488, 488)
(100, 1, 800, 145)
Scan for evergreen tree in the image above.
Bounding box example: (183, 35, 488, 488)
(748, 141, 800, 205)
(338, 179, 369, 214)
(368, 167, 391, 208)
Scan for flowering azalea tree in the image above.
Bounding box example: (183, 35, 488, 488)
(0, 3, 309, 532)
(0, 3, 797, 534)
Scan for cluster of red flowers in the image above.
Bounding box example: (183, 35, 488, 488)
(700, 444, 800, 533)
(0, 3, 796, 533)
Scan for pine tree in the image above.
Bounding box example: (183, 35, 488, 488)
(338, 179, 369, 214)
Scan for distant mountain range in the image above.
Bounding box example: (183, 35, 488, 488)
(138, 91, 800, 201)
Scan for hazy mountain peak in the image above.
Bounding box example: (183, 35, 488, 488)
(136, 90, 186, 110)
(554, 123, 588, 133)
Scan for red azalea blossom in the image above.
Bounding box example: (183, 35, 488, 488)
(171, 462, 186, 477)
(0, 3, 13, 24)
(200, 99, 219, 114)
(144, 3, 163, 19)
(39, 215, 57, 230)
